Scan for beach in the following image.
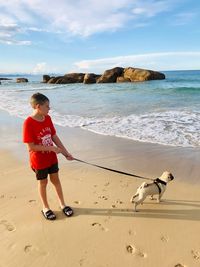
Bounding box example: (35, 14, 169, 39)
(1, 109, 200, 267)
(1, 0, 200, 263)
(1, 0, 200, 265)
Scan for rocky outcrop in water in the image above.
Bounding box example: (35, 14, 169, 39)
(43, 67, 165, 84)
(16, 78, 28, 83)
(83, 73, 101, 84)
(123, 67, 165, 82)
(0, 78, 12, 80)
(43, 75, 51, 83)
(97, 67, 124, 83)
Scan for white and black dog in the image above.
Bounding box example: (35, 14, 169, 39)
(130, 171, 174, 212)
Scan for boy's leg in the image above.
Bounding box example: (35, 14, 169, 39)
(49, 172, 66, 208)
(38, 178, 50, 210)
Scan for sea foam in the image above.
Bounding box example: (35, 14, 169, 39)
(50, 110, 200, 147)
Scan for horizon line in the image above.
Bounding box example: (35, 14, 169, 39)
(1, 69, 200, 76)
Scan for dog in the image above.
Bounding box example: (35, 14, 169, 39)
(130, 171, 174, 212)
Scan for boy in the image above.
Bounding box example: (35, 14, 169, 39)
(23, 93, 74, 220)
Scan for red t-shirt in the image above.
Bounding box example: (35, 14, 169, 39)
(23, 115, 58, 170)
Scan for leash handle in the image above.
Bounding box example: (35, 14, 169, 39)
(74, 158, 153, 181)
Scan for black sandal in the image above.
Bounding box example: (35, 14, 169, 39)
(41, 209, 56, 220)
(62, 206, 73, 217)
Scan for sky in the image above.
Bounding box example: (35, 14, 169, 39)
(0, 0, 200, 74)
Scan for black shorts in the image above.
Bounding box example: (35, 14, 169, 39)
(32, 163, 59, 180)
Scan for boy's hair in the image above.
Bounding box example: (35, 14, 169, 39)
(30, 93, 49, 108)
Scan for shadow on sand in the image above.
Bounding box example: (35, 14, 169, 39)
(71, 199, 200, 222)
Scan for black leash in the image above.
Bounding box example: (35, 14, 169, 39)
(74, 158, 153, 181)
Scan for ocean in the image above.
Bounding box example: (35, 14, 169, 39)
(0, 70, 200, 148)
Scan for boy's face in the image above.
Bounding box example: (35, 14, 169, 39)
(37, 101, 50, 116)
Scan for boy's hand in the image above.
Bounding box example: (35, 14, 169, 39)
(51, 146, 62, 154)
(65, 153, 74, 161)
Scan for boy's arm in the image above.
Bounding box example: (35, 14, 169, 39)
(52, 134, 74, 160)
(27, 143, 62, 154)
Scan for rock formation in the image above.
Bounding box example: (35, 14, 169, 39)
(43, 75, 51, 83)
(123, 67, 165, 82)
(97, 67, 124, 83)
(0, 78, 12, 80)
(16, 78, 28, 83)
(43, 67, 165, 84)
(83, 73, 101, 84)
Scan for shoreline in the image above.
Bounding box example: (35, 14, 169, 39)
(1, 109, 200, 184)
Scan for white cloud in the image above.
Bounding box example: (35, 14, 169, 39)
(32, 62, 47, 74)
(27, 27, 53, 33)
(0, 22, 31, 45)
(74, 52, 200, 72)
(0, 0, 174, 37)
(0, 38, 31, 45)
(32, 62, 60, 74)
(132, 0, 170, 17)
(0, 1, 197, 50)
(0, 0, 36, 24)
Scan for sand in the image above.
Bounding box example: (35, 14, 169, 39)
(1, 116, 200, 267)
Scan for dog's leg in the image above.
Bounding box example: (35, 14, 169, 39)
(133, 194, 146, 212)
(150, 195, 157, 200)
(134, 202, 138, 212)
(157, 192, 164, 203)
(130, 194, 138, 203)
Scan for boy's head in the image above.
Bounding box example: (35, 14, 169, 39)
(30, 93, 49, 108)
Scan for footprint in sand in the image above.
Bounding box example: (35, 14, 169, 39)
(93, 201, 98, 205)
(0, 195, 4, 198)
(0, 220, 15, 232)
(160, 235, 169, 242)
(24, 245, 33, 253)
(79, 258, 85, 266)
(79, 251, 87, 266)
(74, 200, 81, 205)
(191, 250, 200, 260)
(98, 195, 108, 200)
(24, 244, 47, 257)
(29, 199, 36, 204)
(116, 199, 123, 204)
(174, 264, 185, 267)
(104, 182, 110, 186)
(128, 230, 136, 236)
(126, 244, 147, 258)
(9, 196, 16, 199)
(91, 222, 108, 232)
